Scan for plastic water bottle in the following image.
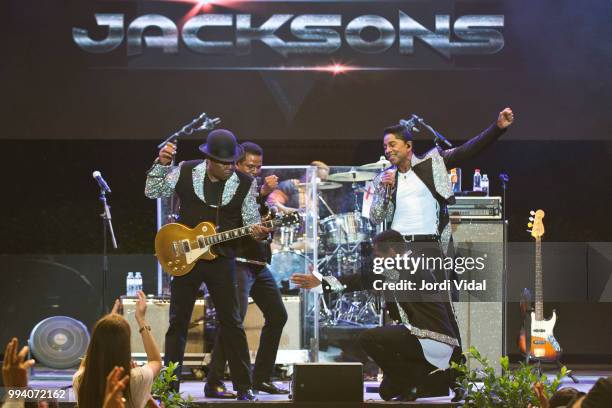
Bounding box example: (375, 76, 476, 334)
(449, 168, 462, 193)
(473, 169, 482, 192)
(134, 272, 143, 293)
(481, 174, 489, 196)
(126, 272, 134, 296)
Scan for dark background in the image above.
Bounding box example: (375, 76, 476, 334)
(2, 0, 612, 364)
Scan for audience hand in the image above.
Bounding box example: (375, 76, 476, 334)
(2, 337, 35, 388)
(531, 382, 549, 408)
(103, 366, 130, 408)
(135, 290, 148, 325)
(111, 299, 123, 315)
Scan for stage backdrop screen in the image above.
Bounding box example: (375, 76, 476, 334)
(2, 0, 612, 141)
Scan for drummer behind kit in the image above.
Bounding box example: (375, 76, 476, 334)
(266, 158, 392, 327)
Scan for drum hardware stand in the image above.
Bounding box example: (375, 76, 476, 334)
(317, 192, 336, 216)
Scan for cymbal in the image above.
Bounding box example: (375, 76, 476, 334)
(298, 181, 342, 190)
(358, 158, 391, 171)
(328, 171, 375, 183)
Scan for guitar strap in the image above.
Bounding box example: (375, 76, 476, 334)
(215, 181, 223, 232)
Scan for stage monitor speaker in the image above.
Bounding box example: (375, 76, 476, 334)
(291, 363, 363, 402)
(121, 298, 205, 355)
(244, 295, 301, 351)
(28, 316, 90, 369)
(451, 220, 504, 372)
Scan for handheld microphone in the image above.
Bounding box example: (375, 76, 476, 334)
(92, 171, 111, 193)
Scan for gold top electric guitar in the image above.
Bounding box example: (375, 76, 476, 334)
(155, 213, 299, 277)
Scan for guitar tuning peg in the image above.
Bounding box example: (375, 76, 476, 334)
(528, 222, 533, 228)
(530, 210, 536, 215)
(529, 217, 534, 221)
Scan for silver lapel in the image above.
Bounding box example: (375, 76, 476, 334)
(191, 160, 239, 206)
(222, 172, 239, 206)
(192, 161, 207, 203)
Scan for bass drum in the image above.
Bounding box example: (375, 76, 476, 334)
(268, 251, 313, 291)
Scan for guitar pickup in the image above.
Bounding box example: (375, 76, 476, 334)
(181, 239, 191, 253)
(172, 242, 181, 256)
(197, 235, 206, 248)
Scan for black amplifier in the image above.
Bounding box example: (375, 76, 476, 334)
(448, 196, 502, 220)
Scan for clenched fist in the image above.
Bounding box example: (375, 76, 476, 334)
(497, 107, 514, 129)
(158, 142, 177, 165)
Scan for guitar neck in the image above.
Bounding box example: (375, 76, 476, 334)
(204, 219, 276, 246)
(534, 237, 543, 321)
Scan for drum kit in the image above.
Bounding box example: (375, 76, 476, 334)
(267, 157, 390, 328)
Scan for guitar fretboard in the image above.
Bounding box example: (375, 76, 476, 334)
(535, 238, 543, 321)
(201, 219, 277, 247)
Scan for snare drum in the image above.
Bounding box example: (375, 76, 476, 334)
(268, 251, 313, 288)
(320, 212, 372, 245)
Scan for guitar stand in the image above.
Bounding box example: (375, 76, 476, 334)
(523, 309, 579, 384)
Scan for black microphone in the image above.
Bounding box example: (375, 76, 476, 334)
(384, 184, 392, 203)
(383, 178, 394, 209)
(92, 171, 111, 193)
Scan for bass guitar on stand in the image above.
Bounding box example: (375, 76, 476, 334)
(518, 209, 561, 361)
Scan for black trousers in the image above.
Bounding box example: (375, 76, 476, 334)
(208, 263, 288, 385)
(164, 256, 252, 391)
(359, 325, 456, 400)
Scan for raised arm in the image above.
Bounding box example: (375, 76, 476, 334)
(441, 107, 514, 169)
(144, 142, 182, 199)
(134, 291, 162, 377)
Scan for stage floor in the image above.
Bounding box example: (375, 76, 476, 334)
(28, 371, 609, 406)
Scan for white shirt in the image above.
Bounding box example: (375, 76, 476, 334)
(73, 365, 155, 408)
(391, 170, 438, 235)
(418, 338, 454, 369)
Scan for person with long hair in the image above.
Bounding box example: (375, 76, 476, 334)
(73, 291, 162, 408)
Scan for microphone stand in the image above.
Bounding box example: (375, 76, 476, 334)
(413, 115, 453, 148)
(99, 187, 118, 315)
(499, 173, 509, 358)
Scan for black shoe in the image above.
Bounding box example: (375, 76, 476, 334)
(204, 383, 236, 399)
(254, 382, 290, 395)
(391, 387, 418, 402)
(236, 389, 257, 401)
(378, 375, 402, 401)
(451, 385, 466, 402)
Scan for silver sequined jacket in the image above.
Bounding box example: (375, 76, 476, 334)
(369, 122, 506, 256)
(145, 160, 261, 226)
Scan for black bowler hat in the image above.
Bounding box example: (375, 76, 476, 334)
(199, 129, 242, 163)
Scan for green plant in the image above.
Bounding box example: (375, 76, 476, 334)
(151, 362, 195, 408)
(451, 347, 568, 407)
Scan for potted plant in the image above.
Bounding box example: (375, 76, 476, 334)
(451, 347, 568, 407)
